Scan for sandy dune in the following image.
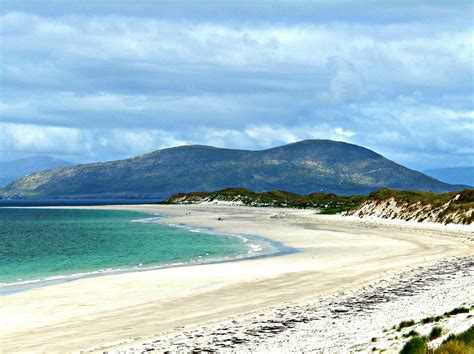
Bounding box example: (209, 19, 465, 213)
(0, 205, 472, 352)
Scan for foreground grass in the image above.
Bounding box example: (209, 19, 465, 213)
(400, 336, 428, 354)
(435, 325, 474, 354)
(399, 325, 474, 354)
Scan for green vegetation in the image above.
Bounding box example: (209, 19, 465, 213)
(2, 140, 465, 199)
(165, 187, 473, 224)
(369, 189, 455, 205)
(368, 189, 474, 224)
(434, 340, 471, 354)
(421, 315, 442, 324)
(418, 306, 472, 326)
(442, 325, 474, 346)
(164, 188, 365, 213)
(443, 307, 470, 316)
(397, 320, 416, 331)
(429, 326, 443, 341)
(403, 330, 420, 338)
(400, 336, 428, 354)
(396, 323, 474, 354)
(435, 325, 474, 354)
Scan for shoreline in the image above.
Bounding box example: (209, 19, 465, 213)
(1, 204, 472, 352)
(0, 210, 296, 296)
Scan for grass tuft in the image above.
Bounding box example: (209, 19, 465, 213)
(399, 336, 428, 354)
(403, 330, 420, 338)
(443, 307, 470, 317)
(434, 340, 471, 354)
(397, 323, 473, 354)
(429, 326, 443, 341)
(421, 315, 442, 324)
(434, 325, 474, 354)
(397, 320, 416, 331)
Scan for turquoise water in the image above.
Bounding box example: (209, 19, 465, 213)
(0, 208, 265, 288)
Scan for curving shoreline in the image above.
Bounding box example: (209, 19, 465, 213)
(1, 204, 473, 352)
(0, 210, 294, 296)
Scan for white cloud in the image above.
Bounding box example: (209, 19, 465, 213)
(334, 127, 355, 137)
(107, 129, 187, 156)
(244, 125, 300, 147)
(0, 123, 85, 155)
(0, 123, 186, 160)
(318, 57, 366, 104)
(0, 8, 472, 169)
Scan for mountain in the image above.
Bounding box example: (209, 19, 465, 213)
(423, 167, 473, 187)
(1, 140, 465, 199)
(0, 156, 74, 186)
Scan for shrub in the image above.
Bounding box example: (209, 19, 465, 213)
(400, 336, 428, 354)
(429, 326, 442, 340)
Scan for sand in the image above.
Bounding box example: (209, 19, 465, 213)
(0, 205, 472, 353)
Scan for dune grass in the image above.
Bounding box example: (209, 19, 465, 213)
(429, 326, 443, 341)
(443, 307, 470, 316)
(397, 320, 416, 331)
(420, 315, 442, 324)
(400, 336, 428, 354)
(398, 325, 474, 354)
(435, 325, 474, 353)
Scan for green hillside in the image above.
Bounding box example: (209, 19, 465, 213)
(1, 140, 464, 199)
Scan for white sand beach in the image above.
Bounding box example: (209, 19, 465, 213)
(1, 205, 473, 352)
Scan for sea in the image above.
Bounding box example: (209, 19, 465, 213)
(0, 201, 281, 294)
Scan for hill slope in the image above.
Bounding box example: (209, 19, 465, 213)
(0, 156, 74, 186)
(423, 167, 473, 187)
(1, 140, 463, 199)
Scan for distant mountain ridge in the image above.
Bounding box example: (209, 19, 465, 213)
(1, 140, 466, 199)
(423, 167, 473, 187)
(0, 156, 74, 186)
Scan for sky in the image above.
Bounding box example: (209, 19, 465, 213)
(0, 0, 473, 170)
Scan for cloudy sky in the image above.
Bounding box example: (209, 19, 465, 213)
(0, 1, 472, 170)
